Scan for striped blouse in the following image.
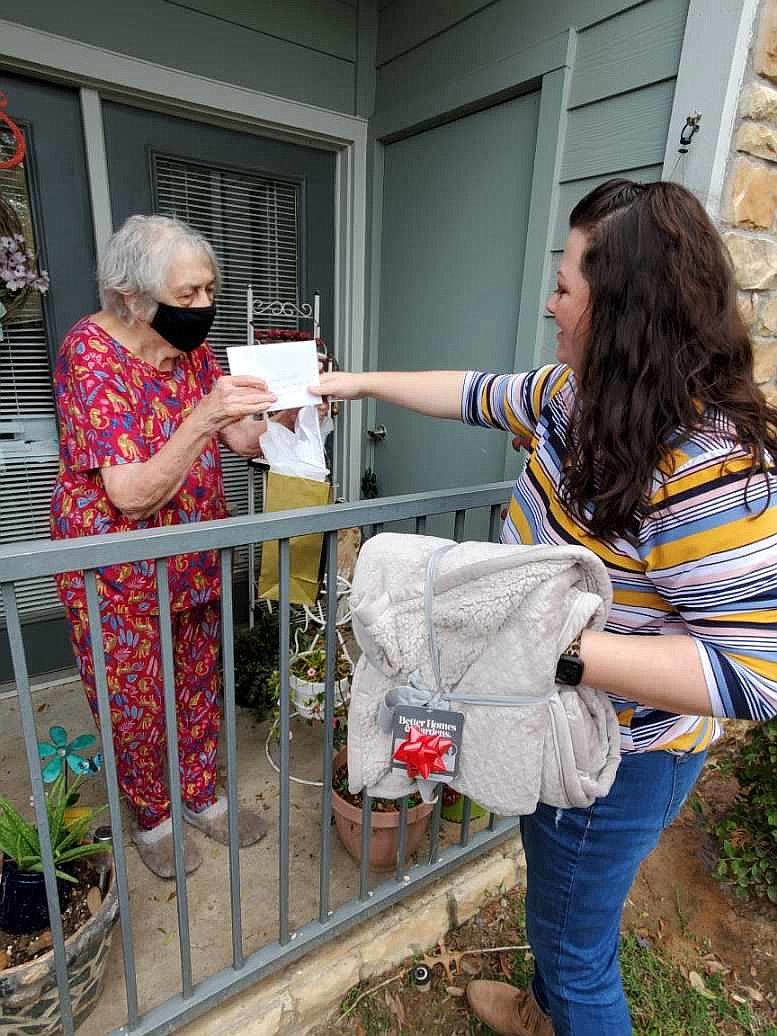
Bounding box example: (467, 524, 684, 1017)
(462, 365, 777, 754)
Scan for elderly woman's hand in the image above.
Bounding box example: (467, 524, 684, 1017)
(196, 376, 277, 435)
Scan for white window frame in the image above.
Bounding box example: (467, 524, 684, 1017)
(0, 17, 368, 500)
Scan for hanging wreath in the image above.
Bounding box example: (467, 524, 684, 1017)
(0, 93, 48, 327)
(0, 92, 26, 171)
(0, 193, 49, 324)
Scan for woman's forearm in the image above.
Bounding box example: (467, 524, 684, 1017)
(220, 415, 266, 458)
(318, 370, 467, 419)
(365, 370, 466, 417)
(101, 413, 213, 520)
(580, 629, 712, 715)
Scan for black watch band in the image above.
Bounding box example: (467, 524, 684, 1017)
(555, 631, 584, 686)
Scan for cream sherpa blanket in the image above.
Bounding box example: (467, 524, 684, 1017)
(347, 533, 621, 816)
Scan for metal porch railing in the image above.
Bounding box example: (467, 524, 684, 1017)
(0, 483, 521, 1035)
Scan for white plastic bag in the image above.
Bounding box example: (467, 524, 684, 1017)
(259, 406, 330, 482)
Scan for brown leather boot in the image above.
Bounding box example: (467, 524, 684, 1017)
(466, 981, 554, 1036)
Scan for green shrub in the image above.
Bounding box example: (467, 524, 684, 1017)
(233, 610, 280, 720)
(712, 718, 777, 904)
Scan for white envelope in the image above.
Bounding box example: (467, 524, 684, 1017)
(226, 339, 320, 410)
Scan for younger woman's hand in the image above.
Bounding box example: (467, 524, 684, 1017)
(310, 371, 366, 401)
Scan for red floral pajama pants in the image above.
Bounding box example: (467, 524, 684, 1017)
(66, 603, 221, 830)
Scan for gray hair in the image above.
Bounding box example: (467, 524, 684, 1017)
(98, 214, 221, 323)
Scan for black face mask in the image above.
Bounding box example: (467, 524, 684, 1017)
(151, 302, 216, 353)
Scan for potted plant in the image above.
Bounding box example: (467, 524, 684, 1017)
(440, 787, 489, 824)
(0, 752, 118, 1034)
(233, 610, 281, 721)
(288, 643, 352, 720)
(330, 746, 434, 871)
(0, 771, 109, 934)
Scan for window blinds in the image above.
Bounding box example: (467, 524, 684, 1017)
(153, 153, 302, 576)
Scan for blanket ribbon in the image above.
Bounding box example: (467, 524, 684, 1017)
(378, 544, 560, 736)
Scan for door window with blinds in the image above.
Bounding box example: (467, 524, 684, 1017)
(0, 124, 59, 623)
(152, 153, 302, 576)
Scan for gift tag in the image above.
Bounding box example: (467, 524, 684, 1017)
(390, 706, 464, 783)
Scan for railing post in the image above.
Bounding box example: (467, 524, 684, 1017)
(2, 584, 75, 1036)
(84, 571, 140, 1026)
(156, 561, 194, 999)
(220, 548, 244, 968)
(278, 538, 291, 945)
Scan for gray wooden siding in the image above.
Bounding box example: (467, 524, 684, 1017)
(375, 0, 690, 375)
(562, 80, 678, 180)
(375, 0, 647, 110)
(568, 0, 687, 108)
(3, 0, 358, 113)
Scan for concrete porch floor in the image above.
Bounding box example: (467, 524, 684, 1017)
(0, 677, 447, 1035)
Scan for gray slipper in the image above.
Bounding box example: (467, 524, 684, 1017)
(133, 818, 203, 878)
(183, 797, 268, 847)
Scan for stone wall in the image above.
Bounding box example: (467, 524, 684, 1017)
(722, 0, 777, 401)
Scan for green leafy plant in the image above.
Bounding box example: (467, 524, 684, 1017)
(360, 467, 379, 499)
(233, 610, 280, 720)
(266, 643, 352, 737)
(712, 718, 777, 904)
(0, 772, 110, 883)
(290, 644, 352, 684)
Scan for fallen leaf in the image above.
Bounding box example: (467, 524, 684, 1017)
(422, 940, 464, 983)
(354, 1023, 366, 1036)
(703, 959, 729, 976)
(446, 985, 465, 997)
(743, 985, 764, 1003)
(384, 988, 406, 1025)
(28, 930, 53, 954)
(657, 918, 666, 937)
(0, 950, 8, 970)
(86, 886, 102, 916)
(460, 957, 481, 976)
(167, 890, 177, 902)
(689, 971, 717, 1000)
(498, 953, 512, 979)
(732, 994, 747, 1004)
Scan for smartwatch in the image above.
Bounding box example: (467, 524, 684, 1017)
(555, 632, 584, 686)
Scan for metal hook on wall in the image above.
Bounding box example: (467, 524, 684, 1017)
(678, 111, 702, 154)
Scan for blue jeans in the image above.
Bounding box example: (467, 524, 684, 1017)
(520, 749, 707, 1035)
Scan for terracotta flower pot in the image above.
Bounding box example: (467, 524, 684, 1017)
(0, 863, 118, 1036)
(331, 748, 434, 870)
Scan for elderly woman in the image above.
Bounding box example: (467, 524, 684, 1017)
(50, 215, 277, 878)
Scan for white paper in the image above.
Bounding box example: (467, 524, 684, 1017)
(226, 340, 320, 410)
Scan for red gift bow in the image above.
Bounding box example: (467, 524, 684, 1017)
(393, 724, 453, 781)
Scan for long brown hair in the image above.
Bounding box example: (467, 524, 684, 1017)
(562, 178, 777, 541)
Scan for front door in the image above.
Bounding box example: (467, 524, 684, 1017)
(374, 93, 540, 515)
(0, 71, 98, 682)
(101, 102, 336, 580)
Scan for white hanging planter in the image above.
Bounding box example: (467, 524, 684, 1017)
(289, 674, 350, 721)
